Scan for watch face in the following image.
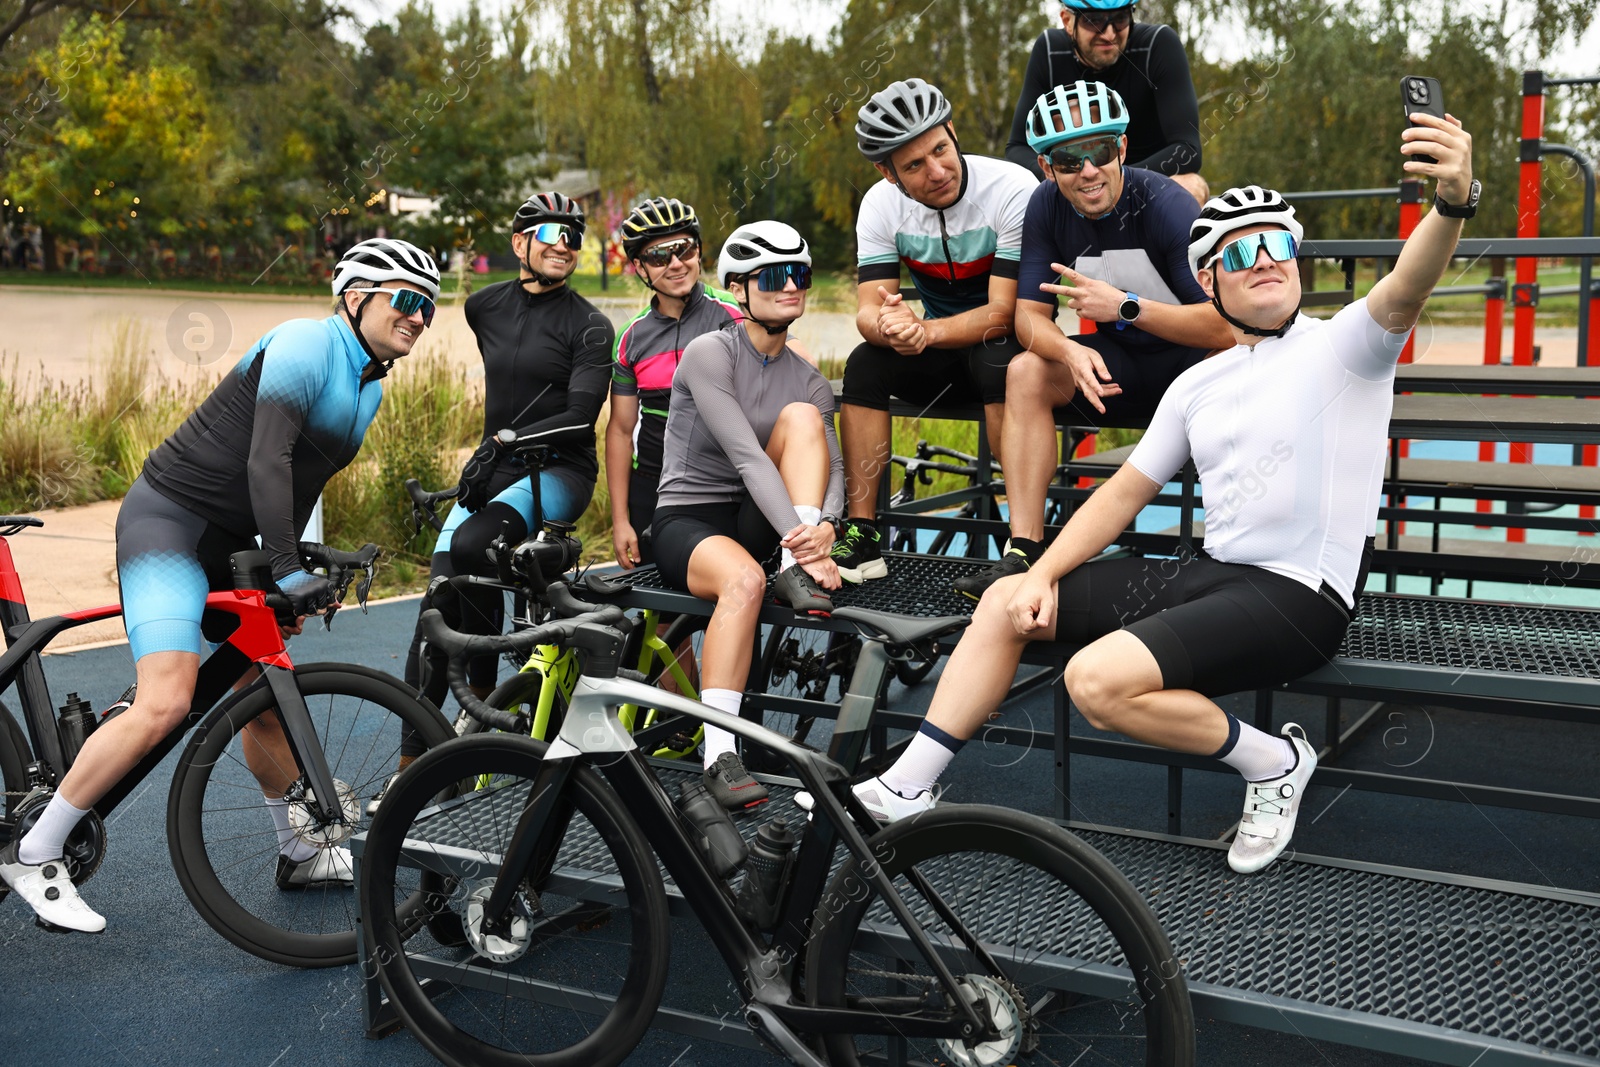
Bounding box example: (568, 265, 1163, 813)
(1120, 298, 1139, 321)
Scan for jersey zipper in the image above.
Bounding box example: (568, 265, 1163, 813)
(937, 209, 956, 283)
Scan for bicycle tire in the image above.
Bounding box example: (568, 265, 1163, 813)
(167, 663, 454, 968)
(473, 670, 567, 741)
(807, 805, 1195, 1066)
(0, 699, 27, 821)
(360, 733, 671, 1067)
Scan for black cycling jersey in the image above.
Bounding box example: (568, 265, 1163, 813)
(1004, 23, 1201, 181)
(463, 279, 615, 483)
(141, 316, 379, 581)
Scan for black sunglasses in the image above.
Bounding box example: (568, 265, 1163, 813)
(1077, 7, 1133, 33)
(1046, 135, 1121, 174)
(751, 263, 813, 291)
(637, 236, 700, 268)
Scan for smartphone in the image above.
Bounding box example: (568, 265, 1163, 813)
(1401, 75, 1445, 165)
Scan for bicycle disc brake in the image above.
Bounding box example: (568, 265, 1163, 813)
(937, 974, 1026, 1067)
(283, 777, 360, 847)
(462, 880, 536, 964)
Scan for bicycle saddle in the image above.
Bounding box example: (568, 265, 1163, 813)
(830, 607, 969, 647)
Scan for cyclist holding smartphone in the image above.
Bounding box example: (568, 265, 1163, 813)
(607, 197, 743, 569)
(1, 238, 441, 932)
(400, 193, 613, 754)
(652, 221, 845, 810)
(830, 114, 1476, 876)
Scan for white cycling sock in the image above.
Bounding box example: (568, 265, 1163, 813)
(17, 793, 89, 865)
(264, 796, 318, 862)
(700, 688, 742, 767)
(881, 722, 966, 798)
(1217, 718, 1296, 781)
(782, 506, 823, 572)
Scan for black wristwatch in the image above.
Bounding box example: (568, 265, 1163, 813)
(1433, 179, 1481, 219)
(1116, 291, 1141, 330)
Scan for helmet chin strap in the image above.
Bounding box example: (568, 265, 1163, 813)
(343, 292, 394, 380)
(1211, 288, 1299, 340)
(740, 302, 796, 336)
(519, 243, 568, 290)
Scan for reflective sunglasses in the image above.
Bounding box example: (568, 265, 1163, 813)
(1210, 231, 1299, 273)
(752, 263, 813, 291)
(521, 221, 583, 249)
(352, 286, 436, 326)
(1047, 135, 1121, 174)
(637, 236, 700, 268)
(1076, 7, 1133, 33)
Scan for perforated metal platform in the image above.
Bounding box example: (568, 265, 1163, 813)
(594, 553, 985, 625)
(1337, 592, 1600, 676)
(363, 778, 1600, 1064)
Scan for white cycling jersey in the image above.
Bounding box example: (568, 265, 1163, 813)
(1128, 298, 1410, 607)
(855, 153, 1038, 321)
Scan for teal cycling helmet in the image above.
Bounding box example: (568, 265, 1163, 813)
(1025, 81, 1129, 154)
(1060, 0, 1134, 8)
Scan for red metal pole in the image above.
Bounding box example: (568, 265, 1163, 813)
(1505, 71, 1547, 541)
(1477, 262, 1506, 517)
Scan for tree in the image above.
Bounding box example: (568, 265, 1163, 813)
(5, 16, 225, 267)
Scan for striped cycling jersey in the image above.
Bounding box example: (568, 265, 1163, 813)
(610, 283, 742, 477)
(855, 153, 1038, 321)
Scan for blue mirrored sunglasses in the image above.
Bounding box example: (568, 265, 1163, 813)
(523, 221, 583, 250)
(354, 286, 436, 326)
(754, 263, 813, 291)
(1212, 230, 1298, 273)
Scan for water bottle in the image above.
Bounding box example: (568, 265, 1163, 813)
(736, 817, 797, 929)
(100, 683, 137, 726)
(57, 692, 97, 762)
(678, 780, 749, 879)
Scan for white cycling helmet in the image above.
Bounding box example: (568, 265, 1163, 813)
(332, 238, 441, 301)
(716, 221, 811, 288)
(1187, 185, 1303, 276)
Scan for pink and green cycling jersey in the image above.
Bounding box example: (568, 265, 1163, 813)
(610, 282, 742, 478)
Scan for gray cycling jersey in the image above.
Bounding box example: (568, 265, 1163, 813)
(656, 323, 845, 534)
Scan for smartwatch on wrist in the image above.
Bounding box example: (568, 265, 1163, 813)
(1116, 292, 1141, 330)
(1433, 178, 1481, 219)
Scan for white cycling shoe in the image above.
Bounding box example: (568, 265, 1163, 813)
(0, 842, 106, 933)
(795, 776, 939, 824)
(275, 846, 355, 890)
(1227, 723, 1318, 874)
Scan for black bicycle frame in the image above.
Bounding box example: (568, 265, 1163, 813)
(474, 673, 1003, 1049)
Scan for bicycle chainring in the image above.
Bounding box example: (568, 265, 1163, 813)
(10, 790, 106, 886)
(462, 879, 537, 964)
(283, 777, 361, 848)
(937, 973, 1027, 1067)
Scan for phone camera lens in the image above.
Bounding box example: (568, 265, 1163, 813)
(1407, 81, 1428, 103)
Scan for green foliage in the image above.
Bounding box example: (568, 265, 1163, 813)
(6, 17, 224, 245)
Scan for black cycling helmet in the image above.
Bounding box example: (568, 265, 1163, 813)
(855, 78, 954, 163)
(619, 197, 700, 260)
(511, 191, 586, 248)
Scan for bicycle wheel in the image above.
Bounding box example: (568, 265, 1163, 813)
(168, 663, 454, 968)
(756, 624, 860, 749)
(807, 805, 1195, 1067)
(360, 733, 671, 1067)
(475, 669, 567, 741)
(0, 699, 27, 820)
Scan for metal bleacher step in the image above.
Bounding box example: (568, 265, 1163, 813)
(381, 778, 1600, 1064)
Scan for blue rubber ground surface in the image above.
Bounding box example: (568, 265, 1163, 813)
(2, 593, 1596, 1067)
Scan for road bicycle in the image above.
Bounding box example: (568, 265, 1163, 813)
(404, 432, 707, 758)
(0, 516, 454, 966)
(358, 583, 1196, 1067)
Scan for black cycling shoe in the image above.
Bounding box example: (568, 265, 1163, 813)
(773, 564, 832, 615)
(704, 752, 770, 811)
(952, 545, 1034, 601)
(830, 519, 887, 583)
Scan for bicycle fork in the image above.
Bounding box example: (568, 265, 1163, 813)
(261, 665, 346, 826)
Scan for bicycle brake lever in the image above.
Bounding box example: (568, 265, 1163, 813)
(356, 563, 374, 613)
